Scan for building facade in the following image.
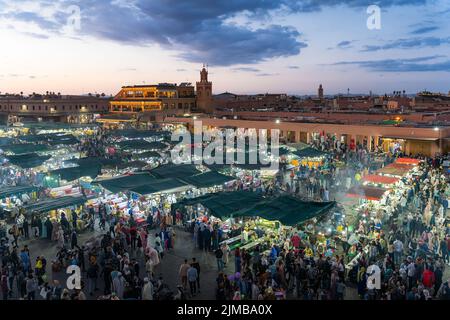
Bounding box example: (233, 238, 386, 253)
(0, 93, 110, 125)
(163, 114, 450, 157)
(109, 83, 196, 116)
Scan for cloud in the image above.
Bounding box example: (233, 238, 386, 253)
(410, 26, 439, 35)
(287, 65, 300, 69)
(330, 55, 450, 72)
(232, 67, 260, 72)
(0, 0, 431, 66)
(336, 40, 354, 49)
(176, 68, 187, 72)
(256, 73, 279, 76)
(361, 37, 450, 51)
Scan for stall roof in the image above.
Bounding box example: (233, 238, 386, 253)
(292, 147, 328, 158)
(234, 195, 335, 226)
(0, 185, 39, 199)
(130, 178, 188, 195)
(23, 195, 87, 214)
(395, 158, 421, 165)
(47, 134, 79, 146)
(1, 143, 50, 154)
(66, 157, 124, 169)
(117, 139, 167, 151)
(108, 129, 170, 139)
(346, 186, 388, 201)
(50, 164, 102, 182)
(17, 134, 79, 145)
(362, 174, 399, 185)
(7, 153, 51, 168)
(178, 191, 264, 219)
(375, 163, 411, 177)
(0, 137, 15, 146)
(180, 171, 235, 188)
(132, 151, 162, 159)
(22, 122, 98, 130)
(150, 164, 201, 179)
(93, 172, 155, 193)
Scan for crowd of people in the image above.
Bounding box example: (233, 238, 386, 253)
(0, 125, 448, 301)
(209, 153, 450, 300)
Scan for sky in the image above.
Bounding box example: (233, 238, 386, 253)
(0, 0, 449, 96)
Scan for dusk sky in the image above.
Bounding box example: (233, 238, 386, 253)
(0, 0, 449, 96)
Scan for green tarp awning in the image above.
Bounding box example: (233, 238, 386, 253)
(1, 143, 50, 154)
(292, 147, 328, 158)
(50, 164, 102, 182)
(93, 172, 156, 193)
(66, 157, 124, 169)
(7, 153, 51, 168)
(132, 151, 162, 159)
(0, 185, 39, 199)
(23, 196, 87, 214)
(130, 178, 188, 195)
(48, 134, 79, 146)
(178, 191, 264, 219)
(150, 164, 201, 179)
(180, 171, 235, 188)
(117, 140, 167, 151)
(17, 134, 79, 145)
(0, 137, 15, 146)
(234, 195, 335, 226)
(95, 172, 188, 194)
(109, 129, 170, 139)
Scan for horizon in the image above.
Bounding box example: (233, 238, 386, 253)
(0, 1, 449, 95)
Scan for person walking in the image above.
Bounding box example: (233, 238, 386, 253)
(191, 258, 201, 293)
(25, 274, 37, 300)
(142, 277, 154, 300)
(215, 247, 224, 272)
(179, 259, 190, 290)
(68, 229, 77, 249)
(187, 264, 198, 297)
(86, 260, 99, 296)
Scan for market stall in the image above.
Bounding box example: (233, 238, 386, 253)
(346, 186, 388, 202)
(23, 195, 89, 230)
(6, 153, 51, 169)
(362, 174, 399, 186)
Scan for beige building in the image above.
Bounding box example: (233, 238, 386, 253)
(0, 93, 110, 124)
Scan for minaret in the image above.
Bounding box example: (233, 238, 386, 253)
(318, 84, 324, 100)
(196, 64, 213, 113)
